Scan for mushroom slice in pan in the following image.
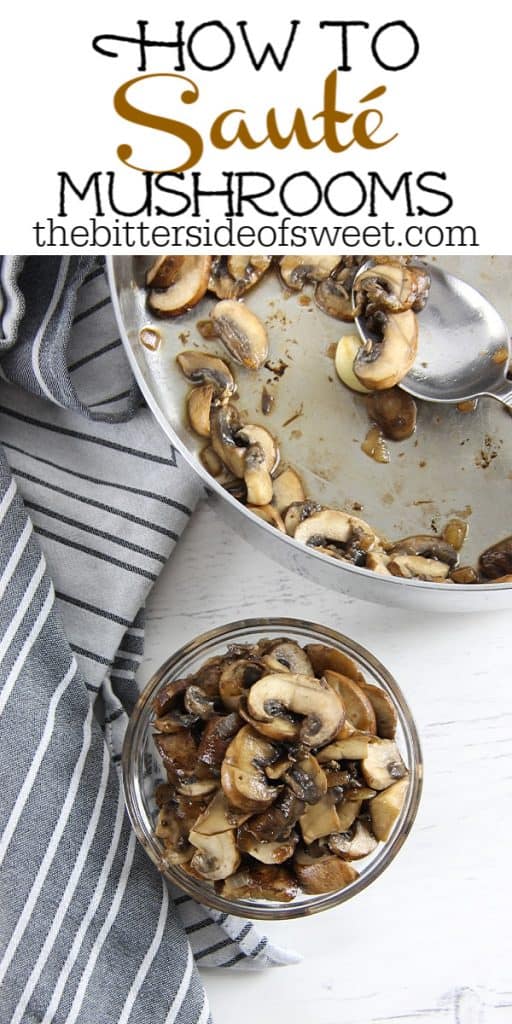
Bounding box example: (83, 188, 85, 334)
(370, 777, 408, 840)
(210, 404, 246, 477)
(191, 790, 250, 835)
(314, 257, 365, 321)
(361, 738, 408, 791)
(208, 256, 238, 299)
(176, 351, 235, 401)
(219, 659, 266, 712)
(148, 256, 211, 317)
(284, 755, 327, 804)
(294, 847, 358, 893)
(279, 255, 340, 291)
(388, 554, 451, 582)
(219, 864, 298, 902)
(186, 384, 216, 438)
(243, 444, 273, 506)
(294, 509, 379, 567)
(221, 726, 278, 812)
(247, 672, 344, 747)
(328, 818, 378, 861)
(226, 256, 272, 294)
(197, 712, 241, 773)
(146, 255, 186, 289)
(389, 535, 458, 567)
(262, 640, 314, 676)
(366, 388, 417, 441)
(188, 828, 240, 880)
(358, 681, 397, 739)
(211, 299, 269, 370)
(236, 829, 298, 864)
(335, 334, 372, 393)
(200, 446, 224, 478)
(249, 504, 286, 532)
(322, 670, 377, 734)
(304, 644, 365, 685)
(284, 500, 322, 536)
(365, 551, 393, 576)
(272, 468, 306, 515)
(243, 788, 305, 842)
(236, 424, 279, 473)
(479, 536, 512, 579)
(353, 309, 418, 391)
(354, 262, 431, 315)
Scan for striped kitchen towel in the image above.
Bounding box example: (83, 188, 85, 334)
(0, 258, 299, 1024)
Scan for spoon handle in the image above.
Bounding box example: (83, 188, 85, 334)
(489, 380, 512, 408)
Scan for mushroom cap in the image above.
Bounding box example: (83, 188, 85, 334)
(304, 644, 365, 685)
(354, 309, 419, 390)
(262, 640, 314, 677)
(148, 256, 211, 317)
(211, 299, 269, 370)
(247, 672, 344, 747)
(322, 670, 377, 734)
(365, 387, 417, 441)
(479, 535, 512, 579)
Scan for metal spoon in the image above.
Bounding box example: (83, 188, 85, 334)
(353, 262, 512, 408)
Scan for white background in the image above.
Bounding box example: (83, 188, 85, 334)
(2, 0, 512, 252)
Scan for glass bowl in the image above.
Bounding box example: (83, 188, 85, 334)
(122, 618, 423, 921)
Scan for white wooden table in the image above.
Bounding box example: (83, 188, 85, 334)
(137, 499, 512, 1024)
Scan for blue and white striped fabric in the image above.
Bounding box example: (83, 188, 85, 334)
(0, 258, 298, 1024)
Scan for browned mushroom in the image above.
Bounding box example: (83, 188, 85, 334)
(219, 659, 266, 712)
(479, 536, 512, 579)
(353, 310, 419, 391)
(242, 788, 305, 842)
(188, 828, 240, 880)
(221, 726, 279, 811)
(365, 388, 417, 441)
(304, 644, 365, 685)
(322, 670, 377, 734)
(146, 255, 185, 289)
(176, 351, 235, 401)
(361, 738, 408, 790)
(327, 818, 378, 860)
(279, 256, 340, 291)
(197, 713, 241, 773)
(354, 262, 430, 315)
(293, 847, 358, 893)
(218, 864, 298, 902)
(370, 777, 408, 840)
(247, 672, 344, 747)
(211, 300, 269, 370)
(148, 256, 211, 316)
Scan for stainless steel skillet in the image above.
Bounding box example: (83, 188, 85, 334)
(107, 255, 512, 613)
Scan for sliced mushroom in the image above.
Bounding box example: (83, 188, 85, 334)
(317, 736, 370, 761)
(154, 805, 193, 864)
(272, 468, 306, 515)
(148, 256, 211, 317)
(365, 551, 392, 575)
(236, 424, 279, 474)
(353, 309, 418, 391)
(366, 388, 417, 441)
(211, 299, 268, 370)
(176, 351, 235, 400)
(358, 681, 397, 739)
(210, 404, 246, 477)
(244, 445, 273, 506)
(208, 256, 238, 299)
(218, 864, 298, 902)
(249, 504, 286, 532)
(183, 685, 216, 720)
(294, 848, 358, 893)
(152, 677, 191, 718)
(146, 255, 185, 289)
(186, 384, 215, 438)
(294, 509, 379, 566)
(154, 711, 199, 734)
(263, 640, 314, 676)
(200, 446, 224, 477)
(323, 670, 377, 734)
(176, 778, 219, 798)
(389, 536, 458, 567)
(247, 672, 344, 747)
(197, 713, 241, 773)
(218, 659, 266, 712)
(239, 694, 300, 742)
(284, 500, 322, 536)
(335, 334, 372, 393)
(154, 729, 198, 784)
(299, 795, 341, 844)
(328, 818, 378, 860)
(336, 799, 363, 832)
(388, 554, 450, 582)
(450, 565, 479, 585)
(188, 828, 240, 880)
(314, 257, 364, 321)
(265, 757, 293, 781)
(284, 755, 327, 804)
(227, 256, 272, 294)
(279, 256, 340, 290)
(236, 829, 298, 864)
(191, 790, 250, 835)
(221, 726, 278, 811)
(354, 262, 430, 315)
(304, 644, 365, 685)
(370, 777, 408, 840)
(479, 536, 512, 579)
(361, 738, 408, 791)
(243, 788, 305, 841)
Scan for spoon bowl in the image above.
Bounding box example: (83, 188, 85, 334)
(354, 263, 512, 408)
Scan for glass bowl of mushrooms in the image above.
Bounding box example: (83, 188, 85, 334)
(122, 618, 422, 920)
